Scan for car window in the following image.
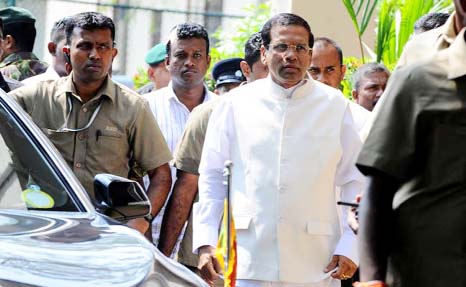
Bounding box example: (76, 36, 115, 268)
(0, 102, 78, 212)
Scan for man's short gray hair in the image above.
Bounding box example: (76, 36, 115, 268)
(352, 62, 390, 91)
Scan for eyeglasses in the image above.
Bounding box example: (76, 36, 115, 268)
(52, 92, 103, 133)
(268, 43, 312, 55)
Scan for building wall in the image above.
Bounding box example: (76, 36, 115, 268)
(13, 0, 376, 82)
(271, 0, 377, 59)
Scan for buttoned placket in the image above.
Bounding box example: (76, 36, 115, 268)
(275, 95, 292, 279)
(278, 99, 290, 215)
(71, 95, 102, 177)
(275, 83, 307, 278)
(276, 85, 303, 221)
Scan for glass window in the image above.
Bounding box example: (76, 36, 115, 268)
(0, 103, 78, 212)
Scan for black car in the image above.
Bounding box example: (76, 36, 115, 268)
(0, 90, 208, 287)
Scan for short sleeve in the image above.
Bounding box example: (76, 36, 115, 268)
(173, 101, 217, 175)
(357, 67, 420, 180)
(131, 99, 172, 172)
(8, 82, 40, 113)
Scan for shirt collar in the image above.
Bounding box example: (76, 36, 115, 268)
(54, 72, 115, 103)
(267, 73, 312, 99)
(438, 12, 457, 47)
(166, 80, 214, 105)
(445, 27, 466, 80)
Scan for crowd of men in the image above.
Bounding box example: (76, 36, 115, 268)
(1, 3, 464, 287)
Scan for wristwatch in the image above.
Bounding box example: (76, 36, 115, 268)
(144, 213, 154, 223)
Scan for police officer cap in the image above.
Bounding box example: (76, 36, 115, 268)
(212, 58, 245, 87)
(0, 7, 36, 26)
(145, 43, 167, 65)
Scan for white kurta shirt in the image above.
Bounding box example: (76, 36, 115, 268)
(194, 76, 365, 285)
(143, 81, 216, 246)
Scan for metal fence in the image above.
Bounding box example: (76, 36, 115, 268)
(0, 0, 255, 78)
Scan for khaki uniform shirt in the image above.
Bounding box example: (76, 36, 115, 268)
(0, 52, 48, 81)
(10, 74, 172, 197)
(356, 28, 466, 287)
(397, 12, 456, 69)
(173, 99, 220, 267)
(174, 99, 220, 175)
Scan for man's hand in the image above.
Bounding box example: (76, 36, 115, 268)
(198, 245, 222, 286)
(127, 217, 150, 234)
(324, 255, 357, 281)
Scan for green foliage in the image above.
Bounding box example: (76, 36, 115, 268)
(207, 2, 271, 90)
(341, 0, 379, 61)
(133, 67, 149, 90)
(376, 0, 397, 63)
(341, 57, 365, 99)
(342, 0, 379, 36)
(211, 2, 271, 58)
(342, 0, 453, 93)
(375, 0, 453, 64)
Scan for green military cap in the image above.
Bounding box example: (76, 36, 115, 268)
(145, 43, 167, 65)
(0, 7, 36, 25)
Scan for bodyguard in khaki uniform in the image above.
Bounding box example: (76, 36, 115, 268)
(9, 12, 172, 235)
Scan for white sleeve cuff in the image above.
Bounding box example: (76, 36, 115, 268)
(334, 230, 359, 266)
(192, 200, 224, 253)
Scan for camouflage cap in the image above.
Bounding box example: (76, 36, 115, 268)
(145, 43, 167, 65)
(0, 7, 35, 26)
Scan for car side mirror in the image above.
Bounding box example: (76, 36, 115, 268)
(93, 174, 150, 222)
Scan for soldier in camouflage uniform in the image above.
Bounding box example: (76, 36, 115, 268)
(0, 7, 48, 81)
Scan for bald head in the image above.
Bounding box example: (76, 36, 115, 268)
(309, 37, 346, 89)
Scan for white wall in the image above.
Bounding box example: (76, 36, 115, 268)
(271, 0, 376, 58)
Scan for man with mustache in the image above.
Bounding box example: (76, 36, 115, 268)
(351, 63, 390, 112)
(143, 23, 216, 246)
(195, 13, 364, 287)
(309, 37, 369, 133)
(157, 32, 269, 281)
(9, 12, 172, 235)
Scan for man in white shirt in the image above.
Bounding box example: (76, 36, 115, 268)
(194, 13, 364, 287)
(22, 16, 70, 85)
(143, 23, 216, 245)
(309, 37, 369, 133)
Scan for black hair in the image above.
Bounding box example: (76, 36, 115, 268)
(65, 12, 115, 45)
(51, 16, 72, 44)
(244, 32, 262, 69)
(414, 12, 449, 34)
(314, 37, 344, 65)
(3, 22, 36, 51)
(260, 13, 314, 49)
(352, 62, 390, 91)
(166, 23, 210, 56)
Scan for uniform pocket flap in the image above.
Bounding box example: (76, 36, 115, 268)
(99, 129, 123, 138)
(306, 221, 333, 235)
(235, 216, 252, 230)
